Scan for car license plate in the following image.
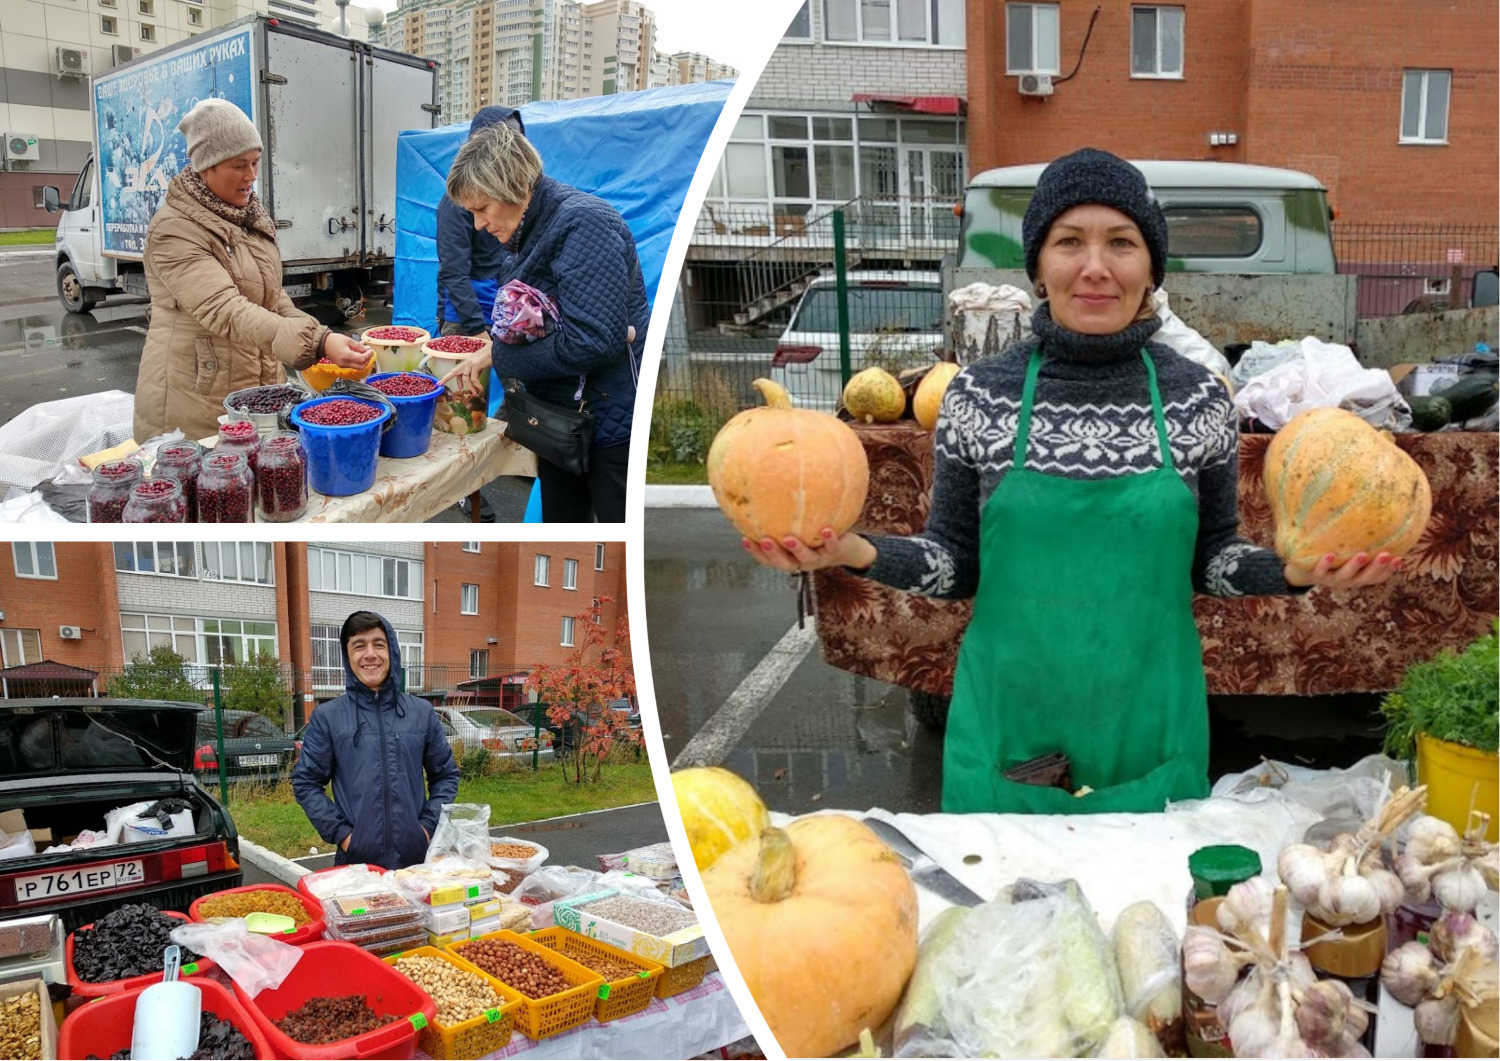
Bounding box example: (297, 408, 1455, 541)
(282, 283, 311, 299)
(238, 754, 279, 767)
(14, 860, 145, 903)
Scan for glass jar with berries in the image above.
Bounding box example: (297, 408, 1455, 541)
(256, 431, 309, 522)
(215, 418, 262, 477)
(123, 478, 188, 523)
(154, 440, 204, 520)
(198, 451, 254, 523)
(88, 459, 143, 523)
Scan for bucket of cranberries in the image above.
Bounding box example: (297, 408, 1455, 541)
(360, 324, 434, 374)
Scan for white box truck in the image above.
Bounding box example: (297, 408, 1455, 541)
(43, 14, 439, 321)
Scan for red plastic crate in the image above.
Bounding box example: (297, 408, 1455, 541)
(65, 911, 219, 998)
(189, 882, 325, 945)
(234, 940, 436, 1060)
(57, 977, 277, 1059)
(297, 863, 388, 902)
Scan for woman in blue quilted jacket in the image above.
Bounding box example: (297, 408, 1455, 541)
(439, 124, 645, 523)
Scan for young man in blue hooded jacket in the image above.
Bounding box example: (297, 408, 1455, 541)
(292, 610, 460, 869)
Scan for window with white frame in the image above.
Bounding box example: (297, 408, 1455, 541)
(140, 23, 155, 41)
(1, 629, 43, 668)
(101, 15, 117, 33)
(115, 542, 197, 578)
(201, 542, 272, 585)
(594, 543, 606, 570)
(460, 584, 479, 614)
(822, 0, 961, 44)
(311, 624, 341, 688)
(307, 548, 423, 601)
(560, 617, 575, 646)
(202, 619, 277, 666)
(120, 613, 199, 663)
(119, 614, 275, 668)
(398, 630, 424, 690)
(1400, 69, 1451, 144)
(470, 649, 489, 679)
(1131, 6, 1182, 77)
(534, 554, 550, 586)
(12, 543, 57, 580)
(563, 559, 578, 590)
(187, 7, 201, 24)
(461, 542, 480, 553)
(784, 0, 811, 39)
(1006, 3, 1059, 74)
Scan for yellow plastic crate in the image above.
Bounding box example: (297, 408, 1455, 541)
(383, 945, 520, 1060)
(529, 926, 664, 1023)
(446, 929, 604, 1041)
(655, 953, 712, 999)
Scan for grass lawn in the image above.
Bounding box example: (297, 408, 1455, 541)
(0, 229, 55, 247)
(645, 461, 708, 485)
(226, 759, 660, 858)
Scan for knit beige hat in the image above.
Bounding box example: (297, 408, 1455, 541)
(178, 99, 262, 171)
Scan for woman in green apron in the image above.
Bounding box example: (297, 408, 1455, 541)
(746, 148, 1398, 815)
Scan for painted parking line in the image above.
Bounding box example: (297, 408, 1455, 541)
(671, 619, 819, 769)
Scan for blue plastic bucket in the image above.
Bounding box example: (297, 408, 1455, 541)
(367, 372, 442, 459)
(289, 396, 392, 496)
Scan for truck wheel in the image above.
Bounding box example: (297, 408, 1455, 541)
(57, 262, 100, 313)
(908, 690, 950, 732)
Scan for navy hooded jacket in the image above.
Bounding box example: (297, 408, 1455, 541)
(291, 613, 459, 870)
(436, 106, 525, 332)
(493, 173, 646, 448)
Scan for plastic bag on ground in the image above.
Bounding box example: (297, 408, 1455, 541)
(170, 919, 302, 998)
(1149, 289, 1232, 379)
(424, 802, 491, 865)
(1232, 337, 1411, 430)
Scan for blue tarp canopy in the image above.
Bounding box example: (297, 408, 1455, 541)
(393, 80, 731, 331)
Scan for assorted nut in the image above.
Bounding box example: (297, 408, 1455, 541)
(301, 399, 383, 426)
(580, 896, 697, 937)
(563, 950, 638, 983)
(274, 996, 393, 1045)
(196, 889, 310, 925)
(453, 940, 570, 999)
(493, 867, 526, 894)
(394, 955, 506, 1025)
(72, 904, 202, 983)
(489, 843, 537, 860)
(0, 990, 41, 1061)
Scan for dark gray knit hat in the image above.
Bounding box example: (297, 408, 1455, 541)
(1023, 148, 1168, 287)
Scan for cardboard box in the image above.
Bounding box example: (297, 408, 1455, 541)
(552, 889, 707, 969)
(468, 916, 500, 938)
(421, 880, 493, 907)
(426, 928, 470, 950)
(0, 977, 59, 1060)
(0, 809, 50, 847)
(463, 898, 502, 920)
(1390, 362, 1465, 396)
(421, 903, 470, 935)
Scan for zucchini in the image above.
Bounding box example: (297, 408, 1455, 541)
(1408, 395, 1453, 431)
(1434, 372, 1498, 422)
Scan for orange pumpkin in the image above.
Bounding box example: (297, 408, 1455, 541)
(301, 351, 376, 393)
(913, 362, 961, 430)
(701, 817, 918, 1058)
(708, 379, 869, 546)
(1264, 407, 1432, 569)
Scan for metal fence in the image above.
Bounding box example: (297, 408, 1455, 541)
(654, 196, 958, 467)
(1334, 222, 1499, 318)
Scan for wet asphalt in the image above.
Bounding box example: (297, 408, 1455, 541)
(0, 255, 532, 521)
(642, 507, 1388, 817)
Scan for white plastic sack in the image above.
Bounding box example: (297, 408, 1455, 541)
(170, 920, 302, 998)
(104, 801, 155, 845)
(0, 828, 36, 861)
(1149, 289, 1231, 378)
(1230, 340, 1303, 389)
(1232, 337, 1411, 430)
(299, 865, 395, 900)
(425, 802, 491, 865)
(0, 491, 69, 523)
(0, 390, 136, 493)
(949, 283, 1032, 366)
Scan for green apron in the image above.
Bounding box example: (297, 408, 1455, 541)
(942, 349, 1211, 814)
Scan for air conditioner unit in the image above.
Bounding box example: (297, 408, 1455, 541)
(56, 46, 90, 78)
(1423, 277, 1452, 296)
(1018, 72, 1054, 97)
(59, 625, 83, 640)
(4, 134, 40, 162)
(112, 44, 139, 66)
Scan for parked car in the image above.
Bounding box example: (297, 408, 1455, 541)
(0, 699, 242, 931)
(192, 709, 298, 782)
(513, 699, 640, 758)
(772, 270, 945, 411)
(432, 706, 555, 762)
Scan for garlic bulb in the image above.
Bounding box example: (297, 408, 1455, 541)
(1429, 909, 1500, 965)
(1228, 998, 1280, 1057)
(1328, 1034, 1372, 1058)
(1314, 873, 1382, 927)
(1394, 852, 1434, 904)
(1413, 994, 1460, 1047)
(1277, 845, 1332, 906)
(1431, 861, 1488, 913)
(1182, 926, 1238, 1004)
(1218, 875, 1276, 938)
(1380, 941, 1441, 1006)
(1294, 979, 1350, 1046)
(1364, 867, 1405, 915)
(1406, 815, 1462, 864)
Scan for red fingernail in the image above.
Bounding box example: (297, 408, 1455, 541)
(821, 528, 834, 540)
(1326, 553, 1336, 563)
(761, 540, 774, 552)
(742, 539, 752, 550)
(784, 538, 799, 550)
(1378, 555, 1390, 565)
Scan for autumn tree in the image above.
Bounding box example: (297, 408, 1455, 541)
(527, 598, 637, 783)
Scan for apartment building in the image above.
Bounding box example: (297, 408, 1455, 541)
(968, 0, 1496, 225)
(0, 540, 629, 723)
(578, 0, 653, 96)
(660, 50, 736, 86)
(0, 0, 368, 228)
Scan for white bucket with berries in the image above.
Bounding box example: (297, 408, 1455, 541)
(360, 325, 432, 374)
(419, 333, 493, 436)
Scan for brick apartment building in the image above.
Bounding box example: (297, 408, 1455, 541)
(967, 0, 1497, 226)
(0, 540, 628, 724)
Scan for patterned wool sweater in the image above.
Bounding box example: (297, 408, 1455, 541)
(863, 304, 1302, 600)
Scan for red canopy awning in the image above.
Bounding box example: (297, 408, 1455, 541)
(852, 94, 965, 115)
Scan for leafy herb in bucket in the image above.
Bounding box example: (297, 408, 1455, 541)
(1381, 623, 1499, 758)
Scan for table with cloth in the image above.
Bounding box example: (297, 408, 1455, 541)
(813, 426, 1499, 697)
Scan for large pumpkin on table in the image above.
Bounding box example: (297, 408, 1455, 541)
(671, 767, 769, 872)
(708, 379, 869, 546)
(1264, 407, 1432, 569)
(701, 816, 918, 1058)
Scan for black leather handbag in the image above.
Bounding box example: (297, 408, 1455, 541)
(500, 378, 595, 477)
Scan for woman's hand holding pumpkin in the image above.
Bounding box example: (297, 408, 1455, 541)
(744, 528, 877, 573)
(437, 347, 495, 396)
(322, 331, 374, 369)
(1284, 550, 1401, 589)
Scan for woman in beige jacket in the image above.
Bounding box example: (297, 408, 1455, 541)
(133, 99, 370, 442)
